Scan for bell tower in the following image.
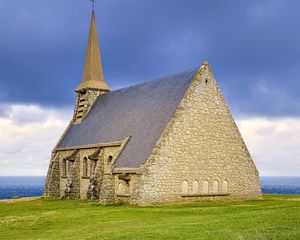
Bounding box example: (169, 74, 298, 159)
(74, 10, 110, 123)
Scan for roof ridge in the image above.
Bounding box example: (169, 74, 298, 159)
(110, 68, 197, 94)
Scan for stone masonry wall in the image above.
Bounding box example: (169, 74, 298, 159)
(44, 154, 60, 197)
(45, 145, 122, 201)
(74, 90, 100, 123)
(77, 147, 104, 200)
(98, 146, 123, 204)
(57, 150, 81, 198)
(114, 173, 138, 205)
(134, 63, 261, 205)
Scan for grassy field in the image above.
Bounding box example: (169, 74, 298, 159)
(0, 195, 299, 240)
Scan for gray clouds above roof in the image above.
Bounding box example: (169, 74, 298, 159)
(0, 0, 299, 117)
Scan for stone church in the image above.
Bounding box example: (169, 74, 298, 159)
(44, 11, 261, 205)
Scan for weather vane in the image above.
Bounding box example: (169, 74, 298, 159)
(90, 0, 96, 11)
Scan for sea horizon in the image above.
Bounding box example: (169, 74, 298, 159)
(0, 176, 300, 200)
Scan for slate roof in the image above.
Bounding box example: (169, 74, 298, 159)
(58, 69, 198, 168)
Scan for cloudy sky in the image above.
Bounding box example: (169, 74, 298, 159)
(0, 0, 299, 176)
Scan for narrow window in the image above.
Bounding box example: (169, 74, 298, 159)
(118, 182, 128, 195)
(205, 79, 208, 84)
(192, 181, 199, 194)
(107, 155, 113, 164)
(182, 181, 188, 195)
(223, 180, 228, 193)
(213, 180, 219, 193)
(203, 180, 209, 194)
(118, 183, 123, 195)
(83, 157, 88, 177)
(62, 159, 67, 177)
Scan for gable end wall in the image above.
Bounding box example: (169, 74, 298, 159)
(134, 63, 261, 205)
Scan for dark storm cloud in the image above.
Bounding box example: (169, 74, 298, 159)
(0, 0, 299, 116)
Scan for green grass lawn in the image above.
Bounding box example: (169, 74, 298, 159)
(0, 195, 299, 240)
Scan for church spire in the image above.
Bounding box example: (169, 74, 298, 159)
(75, 10, 110, 93)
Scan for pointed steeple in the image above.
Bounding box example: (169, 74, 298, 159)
(76, 11, 110, 93)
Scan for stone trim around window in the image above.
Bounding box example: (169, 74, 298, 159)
(116, 194, 130, 197)
(181, 193, 230, 197)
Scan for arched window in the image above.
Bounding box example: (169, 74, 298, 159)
(83, 157, 88, 177)
(182, 181, 188, 195)
(213, 180, 219, 193)
(107, 155, 113, 164)
(203, 180, 209, 194)
(118, 181, 128, 195)
(192, 181, 199, 194)
(223, 180, 228, 193)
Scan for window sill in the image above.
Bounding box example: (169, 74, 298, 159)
(81, 176, 90, 179)
(116, 194, 130, 197)
(181, 193, 230, 197)
(61, 176, 67, 179)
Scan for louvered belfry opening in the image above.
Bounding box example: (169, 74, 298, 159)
(76, 92, 87, 121)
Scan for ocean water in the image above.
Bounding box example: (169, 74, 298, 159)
(0, 176, 46, 200)
(260, 176, 300, 194)
(0, 176, 299, 199)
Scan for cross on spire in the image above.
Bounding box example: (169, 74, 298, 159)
(90, 0, 96, 11)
